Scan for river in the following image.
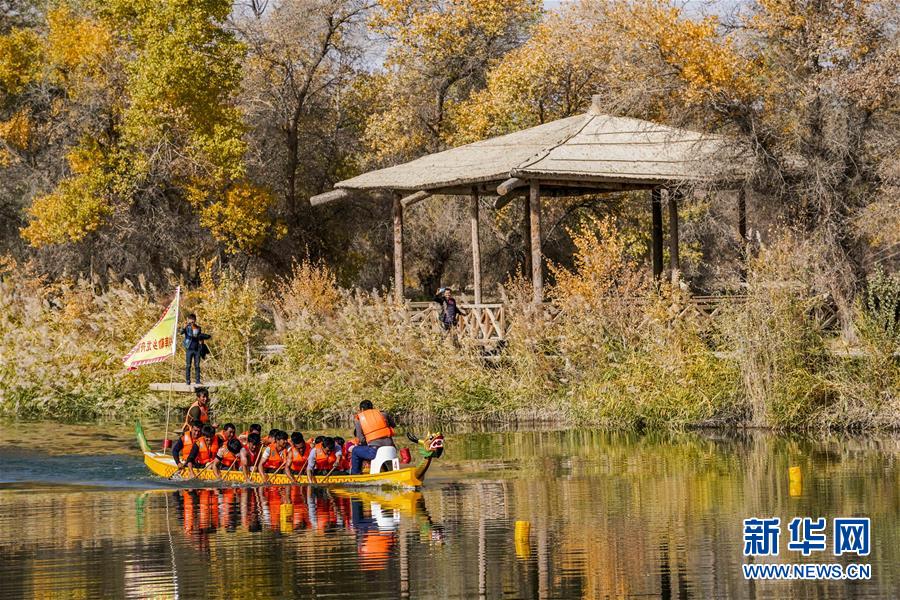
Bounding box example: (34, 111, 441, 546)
(0, 423, 897, 599)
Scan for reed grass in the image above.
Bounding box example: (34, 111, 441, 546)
(1, 229, 897, 429)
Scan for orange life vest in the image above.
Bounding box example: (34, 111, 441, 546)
(289, 444, 310, 472)
(195, 436, 219, 466)
(356, 409, 393, 442)
(180, 432, 195, 462)
(182, 401, 209, 429)
(314, 442, 338, 471)
(219, 446, 239, 468)
(262, 442, 285, 470)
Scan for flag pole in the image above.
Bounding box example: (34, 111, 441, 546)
(162, 287, 181, 451)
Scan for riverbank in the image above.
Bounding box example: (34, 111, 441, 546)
(1, 234, 898, 430)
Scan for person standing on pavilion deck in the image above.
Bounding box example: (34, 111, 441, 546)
(350, 400, 397, 475)
(433, 287, 466, 332)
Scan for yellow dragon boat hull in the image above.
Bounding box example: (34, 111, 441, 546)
(136, 422, 428, 489)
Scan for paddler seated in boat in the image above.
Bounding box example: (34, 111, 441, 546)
(182, 387, 215, 431)
(213, 438, 254, 482)
(336, 436, 354, 472)
(263, 428, 280, 446)
(350, 400, 396, 475)
(238, 423, 262, 445)
(217, 422, 236, 447)
(172, 419, 202, 468)
(180, 425, 220, 479)
(305, 436, 341, 483)
(256, 430, 289, 483)
(286, 432, 310, 484)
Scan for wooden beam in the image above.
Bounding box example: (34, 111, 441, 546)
(497, 177, 527, 196)
(668, 189, 680, 276)
(401, 190, 431, 208)
(493, 189, 526, 210)
(651, 188, 664, 279)
(470, 189, 482, 305)
(529, 182, 543, 303)
(309, 188, 351, 206)
(392, 194, 404, 303)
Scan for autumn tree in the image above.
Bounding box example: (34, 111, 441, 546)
(360, 0, 541, 164)
(0, 0, 280, 282)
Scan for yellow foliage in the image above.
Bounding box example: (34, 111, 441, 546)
(0, 109, 33, 152)
(0, 28, 42, 97)
(550, 216, 649, 308)
(449, 8, 605, 143)
(363, 0, 540, 160)
(22, 182, 112, 246)
(198, 181, 279, 254)
(22, 144, 117, 246)
(46, 4, 113, 83)
(274, 259, 343, 324)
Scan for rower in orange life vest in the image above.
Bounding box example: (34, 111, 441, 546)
(285, 432, 310, 484)
(213, 438, 254, 483)
(305, 436, 341, 484)
(351, 400, 396, 474)
(182, 387, 215, 431)
(217, 422, 236, 447)
(256, 430, 289, 483)
(180, 424, 220, 479)
(238, 423, 262, 445)
(172, 419, 202, 472)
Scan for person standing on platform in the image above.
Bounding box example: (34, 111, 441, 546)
(181, 313, 211, 386)
(433, 287, 466, 332)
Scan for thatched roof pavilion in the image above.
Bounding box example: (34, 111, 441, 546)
(311, 96, 749, 304)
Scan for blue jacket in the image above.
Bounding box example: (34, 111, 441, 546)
(182, 325, 210, 352)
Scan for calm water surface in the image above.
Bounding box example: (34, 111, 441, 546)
(0, 423, 897, 599)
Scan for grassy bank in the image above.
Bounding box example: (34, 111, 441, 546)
(1, 226, 898, 429)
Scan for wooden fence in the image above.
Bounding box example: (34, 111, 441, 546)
(408, 301, 508, 342)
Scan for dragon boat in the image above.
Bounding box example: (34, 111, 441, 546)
(136, 422, 444, 489)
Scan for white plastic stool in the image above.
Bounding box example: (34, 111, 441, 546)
(369, 446, 399, 474)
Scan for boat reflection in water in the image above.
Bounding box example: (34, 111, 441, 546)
(170, 486, 444, 572)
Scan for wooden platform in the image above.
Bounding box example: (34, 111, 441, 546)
(149, 381, 230, 393)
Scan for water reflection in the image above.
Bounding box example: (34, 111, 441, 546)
(0, 429, 898, 599)
(168, 486, 443, 573)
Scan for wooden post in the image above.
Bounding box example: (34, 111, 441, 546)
(470, 189, 482, 305)
(651, 188, 664, 279)
(667, 189, 680, 277)
(523, 194, 532, 280)
(392, 194, 404, 303)
(529, 181, 543, 303)
(738, 187, 748, 281)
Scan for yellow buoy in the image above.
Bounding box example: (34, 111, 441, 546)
(280, 503, 294, 532)
(514, 520, 531, 559)
(789, 466, 802, 497)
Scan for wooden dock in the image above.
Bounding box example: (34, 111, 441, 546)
(149, 381, 230, 393)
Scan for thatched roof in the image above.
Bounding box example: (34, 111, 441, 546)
(314, 96, 747, 202)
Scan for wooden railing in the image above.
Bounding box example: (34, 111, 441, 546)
(408, 301, 508, 341)
(257, 294, 840, 356)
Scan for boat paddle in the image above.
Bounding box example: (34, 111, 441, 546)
(320, 464, 338, 484)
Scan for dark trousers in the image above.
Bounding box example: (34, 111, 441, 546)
(351, 445, 378, 475)
(185, 350, 201, 385)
